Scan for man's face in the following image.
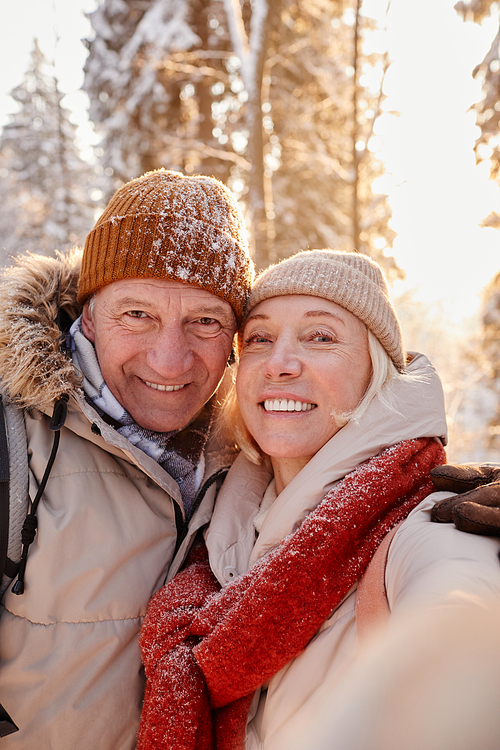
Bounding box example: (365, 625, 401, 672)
(82, 278, 236, 432)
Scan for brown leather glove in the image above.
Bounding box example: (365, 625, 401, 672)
(430, 464, 500, 536)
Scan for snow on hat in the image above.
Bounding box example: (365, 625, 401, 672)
(77, 169, 254, 321)
(244, 249, 405, 370)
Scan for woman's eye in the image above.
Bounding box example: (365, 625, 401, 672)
(310, 331, 335, 342)
(244, 332, 271, 345)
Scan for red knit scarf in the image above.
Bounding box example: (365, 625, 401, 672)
(137, 437, 446, 750)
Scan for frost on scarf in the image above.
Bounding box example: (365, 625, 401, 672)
(138, 437, 446, 750)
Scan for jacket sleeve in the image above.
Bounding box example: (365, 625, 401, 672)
(385, 492, 500, 613)
(287, 492, 500, 750)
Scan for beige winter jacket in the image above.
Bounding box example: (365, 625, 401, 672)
(204, 353, 500, 750)
(0, 251, 236, 749)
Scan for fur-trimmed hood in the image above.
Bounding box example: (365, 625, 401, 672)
(0, 248, 84, 410)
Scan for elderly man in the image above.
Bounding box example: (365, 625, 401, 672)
(0, 170, 254, 748)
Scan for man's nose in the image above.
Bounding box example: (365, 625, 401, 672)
(146, 325, 195, 377)
(263, 339, 302, 379)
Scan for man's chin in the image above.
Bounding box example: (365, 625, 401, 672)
(132, 413, 195, 433)
(128, 401, 203, 433)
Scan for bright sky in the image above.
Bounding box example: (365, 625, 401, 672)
(0, 0, 98, 149)
(1, 0, 499, 327)
(372, 0, 500, 323)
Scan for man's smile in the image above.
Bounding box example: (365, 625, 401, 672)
(144, 381, 186, 392)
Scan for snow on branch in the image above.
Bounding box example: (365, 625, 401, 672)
(473, 26, 500, 76)
(157, 59, 228, 83)
(121, 0, 200, 65)
(161, 133, 251, 170)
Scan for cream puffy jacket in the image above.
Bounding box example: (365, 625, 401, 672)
(204, 353, 500, 750)
(0, 251, 235, 749)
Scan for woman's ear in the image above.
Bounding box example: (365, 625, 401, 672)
(81, 300, 96, 343)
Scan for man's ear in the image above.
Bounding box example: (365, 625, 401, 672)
(81, 300, 96, 343)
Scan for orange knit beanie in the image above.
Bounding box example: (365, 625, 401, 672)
(77, 169, 254, 321)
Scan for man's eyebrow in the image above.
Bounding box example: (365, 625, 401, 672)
(113, 296, 155, 309)
(191, 304, 234, 318)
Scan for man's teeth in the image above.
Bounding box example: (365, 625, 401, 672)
(263, 399, 315, 412)
(146, 382, 185, 392)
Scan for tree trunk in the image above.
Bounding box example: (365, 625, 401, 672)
(193, 0, 230, 181)
(246, 1, 272, 271)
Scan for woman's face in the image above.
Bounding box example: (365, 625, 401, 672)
(237, 295, 372, 468)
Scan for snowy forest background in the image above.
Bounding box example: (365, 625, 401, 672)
(1, 0, 500, 462)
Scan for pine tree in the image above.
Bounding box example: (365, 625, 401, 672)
(0, 152, 21, 267)
(0, 40, 98, 259)
(83, 0, 397, 272)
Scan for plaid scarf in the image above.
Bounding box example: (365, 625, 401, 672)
(137, 436, 446, 750)
(69, 317, 213, 518)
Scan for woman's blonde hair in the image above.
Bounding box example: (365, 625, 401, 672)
(218, 329, 400, 465)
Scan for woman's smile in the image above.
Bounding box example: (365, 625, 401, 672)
(262, 398, 317, 412)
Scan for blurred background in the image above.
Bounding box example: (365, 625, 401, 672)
(1, 0, 500, 461)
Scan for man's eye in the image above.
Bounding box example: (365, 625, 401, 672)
(199, 317, 218, 325)
(127, 310, 147, 318)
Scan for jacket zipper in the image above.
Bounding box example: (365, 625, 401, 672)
(173, 467, 229, 557)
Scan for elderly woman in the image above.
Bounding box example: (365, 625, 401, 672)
(137, 250, 500, 750)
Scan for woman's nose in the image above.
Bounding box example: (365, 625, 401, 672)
(146, 325, 195, 377)
(263, 340, 302, 379)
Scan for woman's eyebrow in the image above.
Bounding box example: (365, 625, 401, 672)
(246, 310, 347, 325)
(303, 310, 347, 326)
(245, 312, 269, 323)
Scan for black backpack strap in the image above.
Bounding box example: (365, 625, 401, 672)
(0, 398, 19, 736)
(0, 395, 10, 583)
(0, 702, 18, 737)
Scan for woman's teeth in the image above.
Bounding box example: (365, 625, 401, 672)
(263, 399, 315, 412)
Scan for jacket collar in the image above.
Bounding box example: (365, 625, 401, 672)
(207, 351, 447, 579)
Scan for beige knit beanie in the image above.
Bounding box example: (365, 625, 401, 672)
(245, 249, 405, 370)
(77, 169, 254, 321)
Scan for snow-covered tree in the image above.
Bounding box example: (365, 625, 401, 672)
(455, 0, 500, 227)
(476, 267, 500, 445)
(0, 153, 22, 267)
(259, 1, 395, 269)
(0, 40, 98, 259)
(84, 0, 397, 271)
(84, 0, 235, 187)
